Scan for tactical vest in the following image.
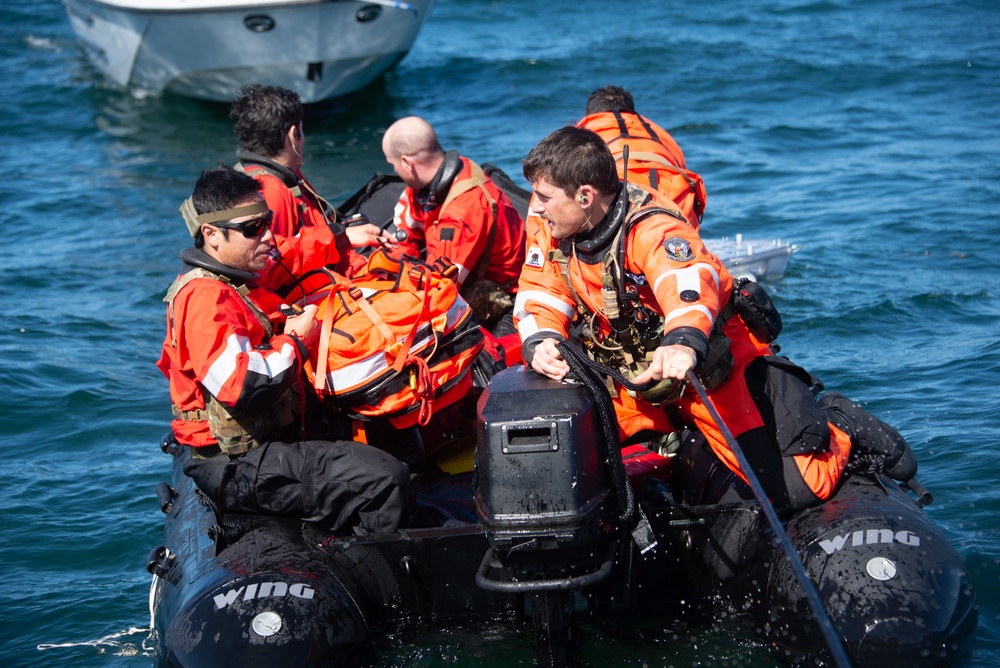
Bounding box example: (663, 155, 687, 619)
(549, 189, 733, 404)
(164, 268, 298, 456)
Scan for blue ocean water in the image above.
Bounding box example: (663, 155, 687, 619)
(1, 0, 998, 666)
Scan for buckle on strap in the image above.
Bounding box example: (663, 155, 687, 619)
(172, 405, 208, 421)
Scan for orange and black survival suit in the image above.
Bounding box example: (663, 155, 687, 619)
(514, 185, 852, 513)
(393, 151, 526, 336)
(157, 244, 411, 534)
(577, 111, 707, 228)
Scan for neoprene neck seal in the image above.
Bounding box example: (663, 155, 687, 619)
(415, 150, 462, 212)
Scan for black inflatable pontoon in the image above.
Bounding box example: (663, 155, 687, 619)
(148, 366, 977, 667)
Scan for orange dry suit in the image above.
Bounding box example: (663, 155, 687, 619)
(250, 216, 353, 301)
(392, 151, 526, 332)
(514, 184, 851, 512)
(157, 246, 311, 454)
(577, 111, 707, 227)
(237, 151, 357, 273)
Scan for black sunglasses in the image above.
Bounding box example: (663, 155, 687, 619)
(212, 210, 273, 238)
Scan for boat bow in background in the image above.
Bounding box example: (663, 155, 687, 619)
(62, 0, 435, 103)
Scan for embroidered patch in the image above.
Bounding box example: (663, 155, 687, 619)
(525, 246, 545, 269)
(663, 237, 694, 262)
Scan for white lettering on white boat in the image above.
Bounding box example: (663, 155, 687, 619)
(819, 529, 920, 555)
(213, 582, 316, 610)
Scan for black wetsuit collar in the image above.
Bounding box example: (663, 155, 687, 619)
(236, 149, 300, 188)
(571, 189, 625, 260)
(180, 246, 258, 285)
(415, 150, 462, 211)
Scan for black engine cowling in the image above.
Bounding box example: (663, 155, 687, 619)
(473, 367, 617, 589)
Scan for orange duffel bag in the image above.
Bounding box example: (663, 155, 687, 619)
(303, 250, 485, 429)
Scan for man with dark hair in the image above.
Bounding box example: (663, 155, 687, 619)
(158, 164, 411, 535)
(578, 85, 707, 227)
(381, 116, 525, 337)
(584, 85, 637, 116)
(230, 83, 391, 261)
(515, 127, 914, 513)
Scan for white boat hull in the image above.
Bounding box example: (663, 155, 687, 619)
(63, 0, 435, 103)
(704, 235, 799, 282)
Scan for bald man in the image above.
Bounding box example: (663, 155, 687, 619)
(382, 116, 525, 337)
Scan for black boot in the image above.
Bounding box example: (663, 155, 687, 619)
(819, 391, 917, 481)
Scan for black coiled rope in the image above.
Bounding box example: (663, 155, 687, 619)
(555, 341, 647, 529)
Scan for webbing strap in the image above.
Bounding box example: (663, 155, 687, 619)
(609, 150, 703, 221)
(548, 246, 589, 320)
(313, 287, 339, 392)
(354, 294, 397, 350)
(387, 265, 432, 374)
(194, 200, 268, 224)
(440, 160, 499, 284)
(610, 110, 661, 144)
(297, 177, 338, 225)
(312, 264, 433, 393)
(613, 149, 677, 169)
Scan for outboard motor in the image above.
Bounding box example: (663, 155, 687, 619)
(473, 366, 618, 584)
(473, 366, 624, 666)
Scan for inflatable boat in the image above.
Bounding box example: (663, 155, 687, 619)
(147, 363, 978, 667)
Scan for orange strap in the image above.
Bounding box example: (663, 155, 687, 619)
(312, 267, 433, 392)
(405, 355, 435, 426)
(389, 265, 432, 373)
(313, 286, 339, 392)
(352, 419, 368, 444)
(352, 294, 396, 346)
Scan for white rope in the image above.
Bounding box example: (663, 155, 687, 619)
(36, 576, 160, 655)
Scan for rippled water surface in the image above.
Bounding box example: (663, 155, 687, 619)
(2, 0, 998, 666)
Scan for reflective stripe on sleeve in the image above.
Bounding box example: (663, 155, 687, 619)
(663, 304, 713, 326)
(516, 315, 562, 342)
(513, 289, 576, 320)
(203, 334, 296, 396)
(652, 262, 720, 296)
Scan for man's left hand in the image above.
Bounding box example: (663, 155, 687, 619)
(346, 223, 396, 250)
(633, 344, 697, 384)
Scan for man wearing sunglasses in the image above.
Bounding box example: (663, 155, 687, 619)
(158, 165, 412, 536)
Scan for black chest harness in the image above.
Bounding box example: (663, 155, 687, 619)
(549, 152, 781, 404)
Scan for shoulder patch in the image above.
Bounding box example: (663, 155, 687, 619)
(663, 237, 695, 262)
(525, 246, 545, 269)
